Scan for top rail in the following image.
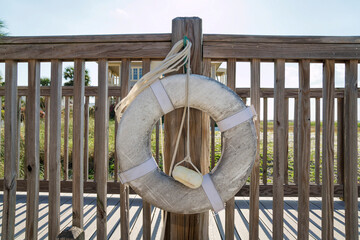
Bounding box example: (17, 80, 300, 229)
(1, 34, 360, 61)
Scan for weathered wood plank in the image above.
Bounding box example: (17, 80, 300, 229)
(336, 98, 344, 185)
(120, 58, 130, 240)
(225, 58, 236, 240)
(344, 60, 358, 239)
(72, 59, 85, 229)
(84, 96, 90, 181)
(0, 180, 354, 197)
(63, 96, 70, 181)
(322, 59, 335, 240)
(293, 97, 299, 184)
(273, 59, 285, 239)
(315, 98, 320, 185)
(0, 42, 171, 61)
(49, 59, 62, 239)
(43, 96, 50, 180)
(114, 97, 120, 182)
(249, 58, 260, 240)
(17, 96, 22, 179)
(297, 59, 311, 239)
(95, 59, 109, 239)
(203, 41, 360, 60)
(141, 58, 152, 240)
(25, 60, 40, 240)
(2, 86, 360, 98)
(284, 98, 289, 185)
(262, 98, 268, 185)
(2, 60, 18, 239)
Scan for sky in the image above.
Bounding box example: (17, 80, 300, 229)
(0, 0, 360, 120)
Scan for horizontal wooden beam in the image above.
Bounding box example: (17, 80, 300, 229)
(0, 180, 354, 197)
(1, 34, 171, 44)
(3, 86, 360, 98)
(203, 42, 360, 60)
(0, 42, 171, 61)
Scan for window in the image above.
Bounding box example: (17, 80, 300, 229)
(130, 67, 142, 81)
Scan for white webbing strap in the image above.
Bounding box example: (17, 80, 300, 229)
(202, 174, 224, 213)
(217, 106, 256, 132)
(119, 157, 158, 184)
(150, 80, 175, 114)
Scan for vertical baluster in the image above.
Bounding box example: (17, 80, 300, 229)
(63, 96, 70, 180)
(262, 98, 268, 185)
(2, 60, 18, 239)
(250, 58, 260, 239)
(315, 98, 320, 185)
(73, 59, 85, 228)
(322, 59, 335, 240)
(96, 59, 109, 239)
(120, 58, 130, 240)
(44, 96, 50, 180)
(344, 60, 358, 238)
(49, 60, 62, 239)
(25, 60, 40, 239)
(298, 59, 311, 239)
(225, 58, 236, 240)
(293, 97, 299, 184)
(284, 97, 289, 185)
(142, 58, 151, 240)
(273, 59, 285, 239)
(84, 96, 89, 181)
(336, 98, 344, 185)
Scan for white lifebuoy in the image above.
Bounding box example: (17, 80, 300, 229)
(116, 74, 257, 214)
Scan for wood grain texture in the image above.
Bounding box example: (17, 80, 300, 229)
(72, 59, 85, 229)
(225, 58, 236, 240)
(63, 97, 70, 180)
(273, 59, 285, 239)
(203, 41, 360, 60)
(2, 60, 18, 240)
(141, 58, 152, 240)
(0, 42, 171, 60)
(284, 98, 289, 185)
(1, 86, 359, 98)
(114, 97, 120, 182)
(250, 58, 260, 240)
(84, 96, 89, 181)
(344, 60, 358, 239)
(49, 60, 62, 239)
(17, 96, 22, 179)
(315, 98, 320, 185)
(1, 180, 354, 197)
(95, 59, 109, 239)
(120, 58, 130, 240)
(25, 60, 40, 240)
(297, 59, 311, 240)
(43, 96, 50, 180)
(163, 16, 209, 239)
(293, 97, 299, 184)
(336, 98, 344, 185)
(322, 60, 335, 240)
(262, 98, 268, 185)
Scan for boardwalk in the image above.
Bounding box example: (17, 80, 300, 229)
(0, 192, 358, 239)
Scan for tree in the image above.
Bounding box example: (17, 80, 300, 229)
(40, 77, 50, 86)
(0, 19, 8, 36)
(63, 66, 91, 86)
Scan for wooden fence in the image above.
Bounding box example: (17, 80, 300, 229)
(0, 19, 359, 239)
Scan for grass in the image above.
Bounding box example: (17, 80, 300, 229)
(1, 111, 359, 185)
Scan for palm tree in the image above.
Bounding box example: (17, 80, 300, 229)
(0, 19, 8, 36)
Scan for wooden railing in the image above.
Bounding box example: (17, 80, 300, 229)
(0, 28, 359, 239)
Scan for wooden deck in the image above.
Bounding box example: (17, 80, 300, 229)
(0, 192, 357, 239)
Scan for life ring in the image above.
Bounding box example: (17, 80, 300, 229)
(116, 74, 257, 214)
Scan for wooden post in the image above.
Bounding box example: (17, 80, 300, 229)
(44, 96, 50, 180)
(72, 59, 85, 229)
(344, 60, 358, 239)
(262, 98, 268, 185)
(322, 59, 334, 240)
(2, 60, 18, 240)
(95, 59, 108, 239)
(336, 98, 344, 185)
(297, 59, 311, 239)
(84, 96, 90, 181)
(49, 60, 62, 239)
(25, 60, 40, 239)
(273, 59, 285, 239)
(315, 98, 320, 185)
(163, 17, 210, 239)
(293, 97, 299, 184)
(63, 96, 70, 180)
(250, 58, 260, 239)
(120, 58, 130, 240)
